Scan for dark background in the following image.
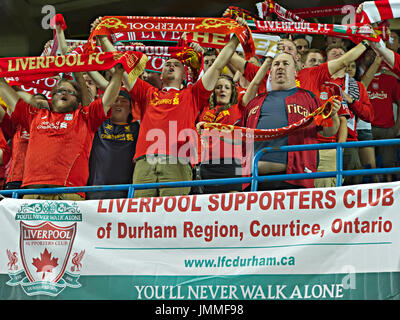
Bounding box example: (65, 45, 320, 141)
(1, 0, 397, 57)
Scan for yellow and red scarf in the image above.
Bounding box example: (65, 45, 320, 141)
(86, 16, 255, 60)
(199, 96, 340, 142)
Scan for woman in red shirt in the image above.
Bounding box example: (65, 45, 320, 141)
(196, 75, 244, 194)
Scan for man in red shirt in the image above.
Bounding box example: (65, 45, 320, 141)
(94, 18, 246, 198)
(0, 65, 125, 200)
(239, 52, 341, 190)
(367, 70, 400, 181)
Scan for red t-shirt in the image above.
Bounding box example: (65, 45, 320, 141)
(367, 73, 400, 128)
(11, 98, 109, 189)
(7, 126, 29, 183)
(0, 127, 10, 184)
(130, 78, 212, 161)
(297, 64, 351, 143)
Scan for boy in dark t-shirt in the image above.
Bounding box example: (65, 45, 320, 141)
(87, 90, 139, 199)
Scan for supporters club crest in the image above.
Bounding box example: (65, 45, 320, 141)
(6, 201, 84, 297)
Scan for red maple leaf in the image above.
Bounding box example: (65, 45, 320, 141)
(32, 248, 59, 280)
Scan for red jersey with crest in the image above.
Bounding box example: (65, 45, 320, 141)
(367, 73, 400, 128)
(130, 78, 212, 161)
(11, 98, 109, 189)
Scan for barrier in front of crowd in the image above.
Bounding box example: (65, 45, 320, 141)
(0, 138, 399, 198)
(0, 139, 399, 301)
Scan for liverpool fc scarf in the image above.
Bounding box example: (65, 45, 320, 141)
(250, 19, 381, 43)
(72, 44, 202, 79)
(0, 51, 147, 84)
(256, 0, 306, 22)
(86, 16, 255, 60)
(223, 6, 261, 21)
(257, 1, 359, 20)
(199, 96, 340, 142)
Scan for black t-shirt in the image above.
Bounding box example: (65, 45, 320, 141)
(87, 119, 140, 199)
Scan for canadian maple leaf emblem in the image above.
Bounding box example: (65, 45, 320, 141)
(32, 248, 59, 280)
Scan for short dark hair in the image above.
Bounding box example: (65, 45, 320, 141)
(325, 43, 347, 56)
(273, 51, 297, 66)
(204, 48, 217, 57)
(301, 48, 324, 64)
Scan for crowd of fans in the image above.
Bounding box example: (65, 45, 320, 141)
(0, 8, 400, 201)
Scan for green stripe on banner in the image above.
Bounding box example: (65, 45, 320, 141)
(1, 273, 399, 300)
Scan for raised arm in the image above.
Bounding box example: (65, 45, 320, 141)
(54, 23, 92, 106)
(201, 35, 241, 91)
(328, 41, 369, 76)
(370, 40, 396, 69)
(86, 71, 109, 91)
(361, 54, 382, 88)
(241, 57, 272, 107)
(0, 79, 21, 114)
(101, 64, 124, 115)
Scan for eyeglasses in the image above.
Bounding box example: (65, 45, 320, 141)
(52, 88, 78, 97)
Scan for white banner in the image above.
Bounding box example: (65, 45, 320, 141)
(1, 182, 400, 298)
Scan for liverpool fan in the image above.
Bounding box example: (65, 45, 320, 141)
(195, 75, 244, 194)
(0, 93, 50, 192)
(86, 89, 140, 199)
(0, 64, 125, 200)
(238, 52, 341, 190)
(341, 59, 375, 185)
(92, 17, 247, 197)
(365, 51, 400, 182)
(301, 49, 325, 69)
(293, 35, 310, 56)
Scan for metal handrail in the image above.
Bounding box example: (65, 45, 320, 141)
(250, 138, 400, 191)
(0, 138, 399, 198)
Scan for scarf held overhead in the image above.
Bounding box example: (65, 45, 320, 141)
(0, 51, 147, 84)
(87, 16, 255, 60)
(356, 0, 400, 23)
(250, 20, 381, 43)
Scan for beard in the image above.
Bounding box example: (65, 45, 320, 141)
(52, 97, 79, 112)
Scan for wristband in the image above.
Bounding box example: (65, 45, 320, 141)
(361, 40, 370, 49)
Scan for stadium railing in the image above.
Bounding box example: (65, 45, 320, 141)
(0, 138, 399, 199)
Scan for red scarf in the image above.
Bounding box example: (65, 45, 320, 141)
(251, 20, 381, 43)
(256, 0, 306, 22)
(49, 14, 67, 56)
(356, 0, 400, 24)
(199, 96, 340, 142)
(291, 4, 359, 18)
(255, 0, 384, 43)
(72, 44, 202, 80)
(223, 6, 261, 21)
(0, 51, 147, 85)
(86, 16, 255, 60)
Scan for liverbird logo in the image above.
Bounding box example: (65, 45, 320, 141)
(6, 249, 18, 271)
(7, 201, 84, 297)
(71, 250, 85, 272)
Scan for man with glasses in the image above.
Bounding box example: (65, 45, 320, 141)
(0, 64, 125, 200)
